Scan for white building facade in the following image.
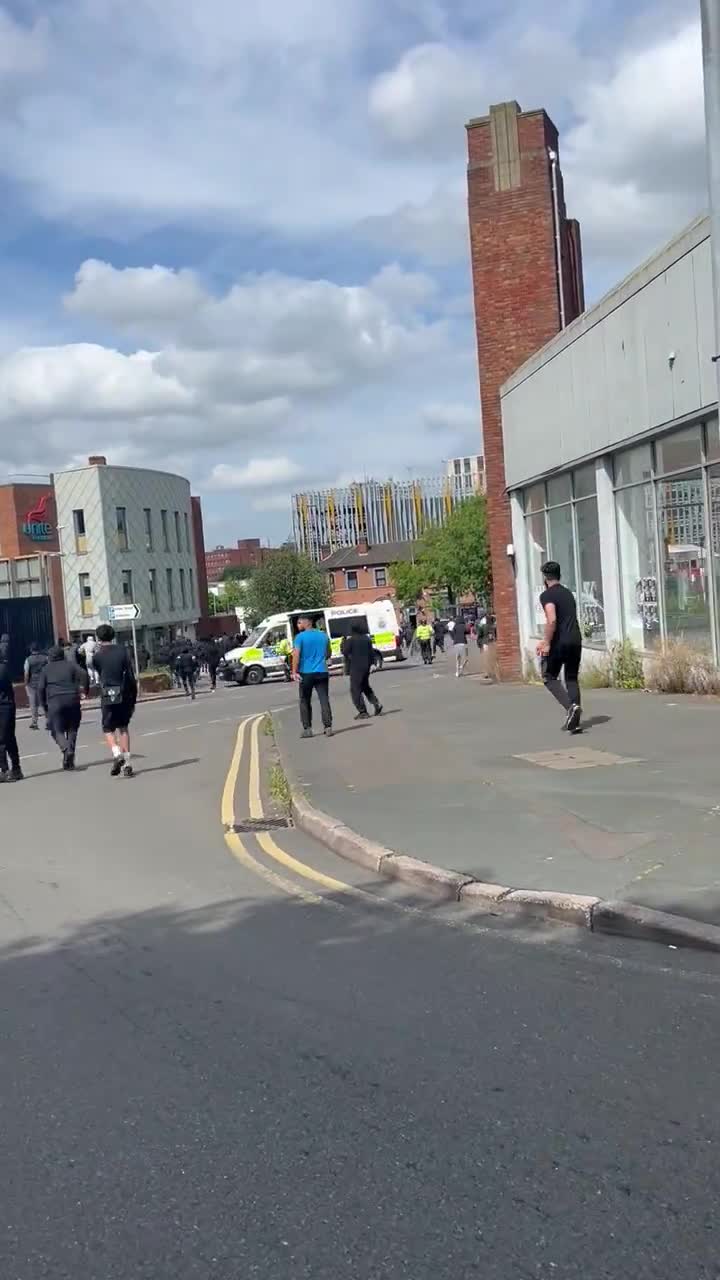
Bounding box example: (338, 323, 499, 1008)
(54, 459, 200, 652)
(446, 455, 486, 495)
(501, 215, 720, 665)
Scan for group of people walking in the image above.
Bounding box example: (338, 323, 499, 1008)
(0, 624, 137, 781)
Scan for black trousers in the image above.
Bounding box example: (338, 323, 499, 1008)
(50, 703, 82, 755)
(420, 640, 433, 664)
(299, 673, 332, 730)
(209, 664, 219, 690)
(350, 668, 380, 715)
(543, 645, 582, 711)
(181, 674, 196, 697)
(0, 704, 20, 773)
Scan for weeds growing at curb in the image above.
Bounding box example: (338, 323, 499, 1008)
(269, 763, 292, 816)
(262, 713, 274, 737)
(646, 640, 720, 695)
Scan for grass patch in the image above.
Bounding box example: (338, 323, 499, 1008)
(262, 713, 274, 737)
(646, 641, 720, 695)
(269, 762, 292, 815)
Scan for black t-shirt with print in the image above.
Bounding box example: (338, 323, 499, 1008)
(539, 583, 582, 650)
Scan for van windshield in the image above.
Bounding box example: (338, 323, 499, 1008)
(244, 626, 266, 647)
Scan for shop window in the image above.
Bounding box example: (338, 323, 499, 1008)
(657, 472, 712, 651)
(705, 418, 720, 462)
(615, 443, 652, 488)
(523, 484, 545, 513)
(616, 484, 661, 650)
(0, 561, 11, 600)
(547, 474, 572, 506)
(573, 465, 596, 500)
(547, 504, 576, 596)
(576, 498, 605, 643)
(525, 508, 548, 630)
(655, 425, 702, 476)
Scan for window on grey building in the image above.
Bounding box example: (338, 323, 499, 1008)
(179, 567, 187, 608)
(121, 569, 133, 602)
(522, 468, 605, 644)
(183, 511, 191, 553)
(73, 508, 87, 554)
(79, 572, 93, 617)
(174, 511, 182, 552)
(166, 567, 175, 610)
(188, 567, 194, 607)
(161, 509, 170, 552)
(0, 561, 10, 600)
(374, 567, 387, 588)
(116, 507, 129, 551)
(14, 557, 42, 599)
(149, 568, 159, 612)
(144, 508, 153, 552)
(346, 570, 358, 590)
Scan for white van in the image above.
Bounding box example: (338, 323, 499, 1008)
(223, 600, 404, 686)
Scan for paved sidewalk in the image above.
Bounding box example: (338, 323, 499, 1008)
(274, 655, 720, 926)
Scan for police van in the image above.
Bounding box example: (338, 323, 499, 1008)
(223, 600, 404, 686)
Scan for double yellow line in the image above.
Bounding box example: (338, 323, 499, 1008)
(221, 715, 353, 903)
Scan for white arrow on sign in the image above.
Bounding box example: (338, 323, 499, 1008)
(108, 603, 141, 622)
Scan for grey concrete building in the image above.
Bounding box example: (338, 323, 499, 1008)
(54, 457, 200, 652)
(502, 215, 720, 665)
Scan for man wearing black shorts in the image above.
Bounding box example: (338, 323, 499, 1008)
(92, 624, 138, 777)
(537, 560, 583, 734)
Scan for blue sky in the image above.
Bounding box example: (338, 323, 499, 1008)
(0, 0, 706, 545)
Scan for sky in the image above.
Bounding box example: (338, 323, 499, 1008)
(0, 0, 707, 546)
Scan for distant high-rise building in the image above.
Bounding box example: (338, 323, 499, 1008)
(446, 455, 486, 495)
(292, 475, 471, 562)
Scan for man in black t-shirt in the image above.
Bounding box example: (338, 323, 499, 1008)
(92, 624, 138, 777)
(537, 560, 582, 733)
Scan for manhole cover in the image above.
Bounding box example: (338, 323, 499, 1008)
(514, 747, 642, 771)
(231, 817, 292, 832)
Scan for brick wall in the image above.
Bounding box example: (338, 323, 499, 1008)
(467, 102, 583, 677)
(329, 567, 396, 609)
(0, 484, 59, 558)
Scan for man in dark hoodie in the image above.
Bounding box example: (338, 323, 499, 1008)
(0, 634, 22, 782)
(341, 621, 383, 720)
(176, 645, 199, 699)
(38, 645, 89, 770)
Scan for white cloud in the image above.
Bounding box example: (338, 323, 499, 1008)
(207, 458, 304, 491)
(422, 402, 479, 435)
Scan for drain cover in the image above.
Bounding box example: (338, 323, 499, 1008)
(231, 817, 292, 832)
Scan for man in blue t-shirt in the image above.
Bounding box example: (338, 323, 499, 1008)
(292, 617, 333, 739)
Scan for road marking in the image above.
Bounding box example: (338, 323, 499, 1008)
(249, 716, 263, 819)
(19, 751, 49, 760)
(221, 717, 254, 828)
(174, 723, 200, 731)
(141, 729, 171, 738)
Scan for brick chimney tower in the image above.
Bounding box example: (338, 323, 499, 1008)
(467, 101, 584, 677)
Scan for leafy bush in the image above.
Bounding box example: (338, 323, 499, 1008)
(607, 640, 645, 690)
(646, 641, 720, 695)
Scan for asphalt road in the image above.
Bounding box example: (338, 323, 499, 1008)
(1, 668, 719, 1279)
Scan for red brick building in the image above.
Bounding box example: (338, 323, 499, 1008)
(205, 538, 273, 580)
(322, 540, 417, 607)
(0, 482, 67, 639)
(467, 101, 584, 677)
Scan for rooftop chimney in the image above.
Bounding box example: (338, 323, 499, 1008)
(88, 455, 107, 466)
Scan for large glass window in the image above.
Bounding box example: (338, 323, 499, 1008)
(576, 498, 605, 643)
(14, 557, 42, 598)
(657, 472, 712, 651)
(655, 424, 702, 475)
(547, 504, 576, 595)
(615, 443, 652, 488)
(525, 509, 548, 629)
(616, 483, 661, 651)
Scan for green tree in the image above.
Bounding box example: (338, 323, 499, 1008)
(420, 495, 492, 601)
(388, 560, 428, 606)
(222, 564, 256, 583)
(247, 549, 331, 619)
(216, 578, 249, 612)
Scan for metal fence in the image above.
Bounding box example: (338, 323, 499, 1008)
(0, 597, 54, 682)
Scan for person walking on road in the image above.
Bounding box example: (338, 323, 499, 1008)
(452, 615, 469, 678)
(79, 634, 98, 685)
(176, 646, 199, 699)
(433, 619, 446, 658)
(292, 617, 333, 739)
(342, 622, 383, 720)
(416, 618, 434, 665)
(0, 636, 22, 782)
(24, 642, 48, 729)
(537, 560, 583, 734)
(207, 641, 221, 691)
(38, 645, 89, 770)
(92, 623, 138, 777)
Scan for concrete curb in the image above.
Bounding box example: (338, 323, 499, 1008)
(272, 713, 720, 954)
